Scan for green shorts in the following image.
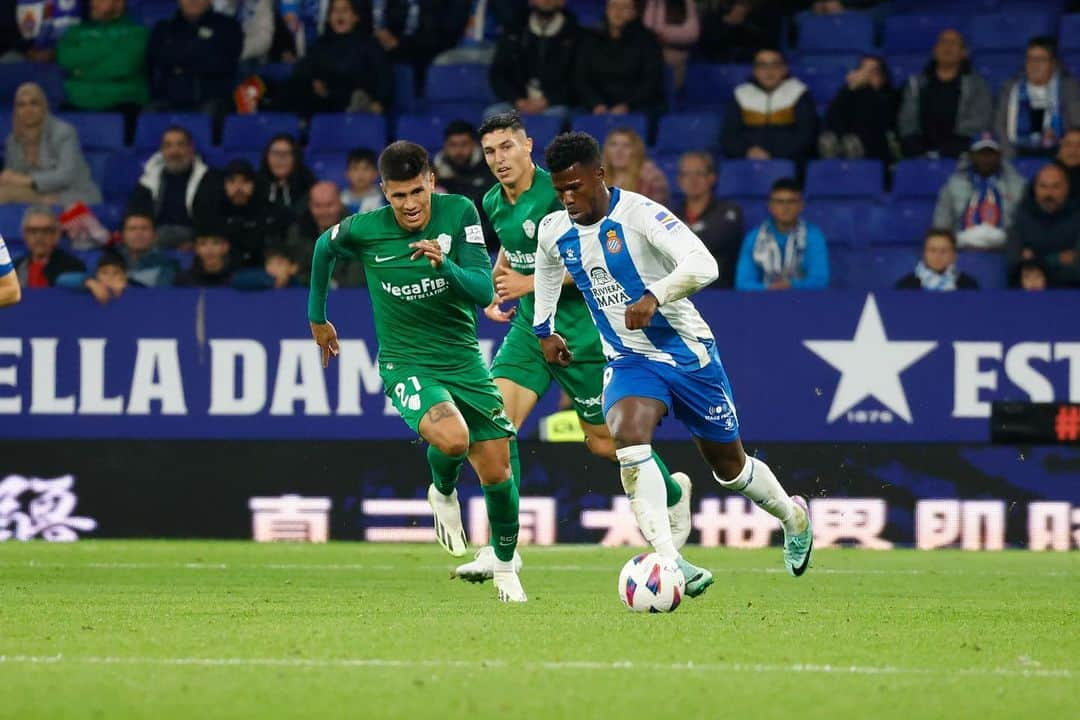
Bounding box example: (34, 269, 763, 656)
(381, 360, 516, 443)
(490, 323, 606, 426)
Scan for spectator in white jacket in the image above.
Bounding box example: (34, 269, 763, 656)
(214, 0, 274, 63)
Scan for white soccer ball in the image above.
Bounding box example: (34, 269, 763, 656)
(617, 552, 686, 613)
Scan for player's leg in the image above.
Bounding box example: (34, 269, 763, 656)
(467, 437, 526, 602)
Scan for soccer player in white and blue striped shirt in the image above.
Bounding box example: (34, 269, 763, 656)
(532, 133, 813, 594)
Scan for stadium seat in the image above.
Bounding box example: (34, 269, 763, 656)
(1013, 156, 1052, 181)
(395, 113, 452, 153)
(89, 202, 125, 233)
(972, 53, 1021, 91)
(680, 63, 750, 111)
(0, 112, 10, 145)
(306, 150, 348, 186)
(883, 15, 967, 52)
(969, 13, 1056, 53)
(84, 151, 110, 191)
(521, 114, 562, 164)
(56, 112, 125, 151)
(1059, 14, 1080, 54)
(796, 64, 848, 104)
(425, 64, 495, 106)
(392, 64, 418, 113)
(892, 158, 956, 200)
(134, 0, 177, 29)
(308, 113, 387, 152)
(886, 52, 926, 88)
(857, 202, 933, 246)
(796, 12, 874, 53)
(654, 114, 721, 153)
(103, 152, 145, 203)
(958, 251, 1008, 289)
(806, 160, 884, 199)
(715, 159, 796, 200)
(134, 113, 213, 151)
(222, 113, 301, 151)
(570, 113, 648, 144)
(576, 0, 605, 28)
(0, 203, 29, 240)
(0, 63, 64, 108)
(740, 199, 768, 227)
(834, 245, 921, 289)
(801, 201, 858, 247)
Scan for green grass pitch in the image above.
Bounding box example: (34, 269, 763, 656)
(1, 541, 1076, 719)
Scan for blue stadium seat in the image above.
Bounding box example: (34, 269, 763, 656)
(796, 64, 848, 104)
(886, 52, 926, 88)
(0, 203, 29, 241)
(393, 64, 418, 113)
(576, 0, 605, 29)
(103, 152, 145, 203)
(56, 112, 125, 150)
(306, 151, 349, 186)
(797, 12, 874, 53)
(858, 202, 933, 245)
(570, 114, 648, 145)
(521, 114, 563, 164)
(883, 15, 967, 52)
(1013, 156, 1052, 181)
(255, 63, 294, 82)
(802, 201, 858, 247)
(892, 158, 956, 200)
(84, 151, 110, 190)
(834, 246, 922, 290)
(308, 113, 387, 152)
(213, 149, 261, 170)
(740, 199, 768, 228)
(89, 202, 125, 233)
(135, 0, 177, 29)
(134, 113, 213, 151)
(0, 113, 10, 145)
(806, 160, 884, 199)
(972, 53, 1021, 91)
(0, 63, 64, 108)
(715, 159, 796, 200)
(395, 114, 452, 153)
(1059, 14, 1080, 54)
(425, 64, 495, 105)
(958, 251, 1008, 289)
(419, 103, 484, 126)
(655, 114, 721, 153)
(680, 64, 750, 111)
(969, 13, 1056, 53)
(222, 113, 300, 151)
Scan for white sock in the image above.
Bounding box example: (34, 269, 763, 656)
(616, 444, 678, 559)
(716, 456, 804, 534)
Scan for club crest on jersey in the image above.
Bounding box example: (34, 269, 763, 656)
(588, 267, 630, 309)
(654, 211, 678, 231)
(522, 219, 536, 239)
(436, 233, 452, 254)
(605, 228, 622, 254)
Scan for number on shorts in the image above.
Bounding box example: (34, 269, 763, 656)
(393, 376, 422, 409)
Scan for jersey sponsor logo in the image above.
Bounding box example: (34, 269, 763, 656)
(574, 395, 603, 408)
(379, 276, 449, 300)
(705, 403, 738, 432)
(504, 249, 536, 268)
(588, 267, 630, 309)
(437, 233, 453, 253)
(654, 211, 678, 231)
(522, 219, 536, 239)
(605, 228, 622, 254)
(464, 225, 485, 245)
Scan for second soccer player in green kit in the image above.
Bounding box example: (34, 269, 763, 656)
(443, 112, 695, 582)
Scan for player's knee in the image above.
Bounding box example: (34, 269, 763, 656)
(479, 461, 512, 486)
(609, 425, 652, 448)
(436, 436, 470, 458)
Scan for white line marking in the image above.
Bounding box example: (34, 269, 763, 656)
(0, 655, 1071, 679)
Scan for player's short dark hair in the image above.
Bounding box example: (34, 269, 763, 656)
(924, 227, 958, 248)
(769, 178, 802, 195)
(347, 147, 377, 167)
(544, 132, 601, 173)
(96, 248, 127, 272)
(478, 111, 525, 139)
(1028, 35, 1059, 59)
(443, 119, 477, 140)
(378, 141, 431, 182)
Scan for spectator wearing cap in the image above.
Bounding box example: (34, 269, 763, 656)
(996, 37, 1080, 159)
(1006, 163, 1080, 288)
(12, 205, 85, 288)
(895, 229, 979, 291)
(434, 120, 496, 207)
(219, 158, 291, 268)
(735, 178, 828, 290)
(722, 48, 817, 164)
(819, 55, 899, 163)
(117, 211, 179, 287)
(175, 223, 233, 286)
(56, 247, 144, 303)
(899, 29, 992, 159)
(128, 126, 222, 250)
(674, 151, 743, 288)
(932, 133, 1025, 251)
(1056, 127, 1080, 202)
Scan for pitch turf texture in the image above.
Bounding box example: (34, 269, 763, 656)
(1, 543, 1076, 720)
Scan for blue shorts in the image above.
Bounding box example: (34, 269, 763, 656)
(601, 344, 740, 443)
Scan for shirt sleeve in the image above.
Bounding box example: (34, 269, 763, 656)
(639, 203, 719, 304)
(532, 215, 566, 337)
(306, 219, 355, 324)
(0, 238, 12, 277)
(437, 200, 494, 307)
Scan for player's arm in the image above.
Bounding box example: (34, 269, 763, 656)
(533, 218, 571, 366)
(485, 249, 517, 322)
(0, 240, 18, 307)
(432, 202, 495, 306)
(308, 221, 352, 367)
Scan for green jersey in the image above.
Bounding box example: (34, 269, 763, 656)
(308, 193, 495, 372)
(483, 166, 603, 361)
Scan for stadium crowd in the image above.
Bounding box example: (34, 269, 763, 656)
(3, 0, 1080, 303)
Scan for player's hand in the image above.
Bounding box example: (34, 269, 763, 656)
(85, 278, 112, 305)
(494, 267, 533, 301)
(624, 292, 659, 330)
(768, 278, 792, 290)
(310, 321, 340, 368)
(541, 334, 573, 367)
(409, 240, 445, 269)
(485, 301, 517, 323)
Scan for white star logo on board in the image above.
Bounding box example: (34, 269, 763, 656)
(803, 294, 937, 424)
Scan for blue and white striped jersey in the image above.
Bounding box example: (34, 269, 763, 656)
(533, 188, 719, 370)
(0, 235, 13, 277)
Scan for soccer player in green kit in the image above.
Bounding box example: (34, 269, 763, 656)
(446, 112, 694, 582)
(307, 141, 527, 602)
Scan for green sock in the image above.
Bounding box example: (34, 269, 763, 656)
(509, 438, 522, 491)
(482, 478, 519, 562)
(427, 445, 467, 496)
(652, 450, 682, 507)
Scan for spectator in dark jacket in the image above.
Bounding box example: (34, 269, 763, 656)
(895, 228, 979, 291)
(374, 0, 449, 92)
(1006, 163, 1080, 287)
(574, 0, 665, 117)
(1057, 127, 1080, 202)
(697, 0, 770, 63)
(675, 151, 743, 288)
(995, 36, 1080, 159)
(219, 158, 292, 269)
(13, 206, 85, 288)
(433, 120, 495, 206)
(722, 48, 817, 164)
(128, 126, 222, 249)
(819, 55, 898, 162)
(488, 0, 578, 119)
(898, 29, 993, 158)
(281, 0, 392, 115)
(148, 0, 242, 116)
(175, 224, 233, 286)
(259, 134, 316, 220)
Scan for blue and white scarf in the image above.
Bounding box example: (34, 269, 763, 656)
(914, 261, 958, 291)
(751, 219, 807, 283)
(962, 173, 1004, 229)
(1010, 73, 1064, 150)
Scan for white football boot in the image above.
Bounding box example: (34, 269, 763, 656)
(426, 484, 469, 557)
(493, 565, 528, 603)
(668, 472, 693, 549)
(451, 545, 524, 583)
